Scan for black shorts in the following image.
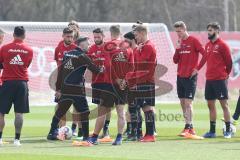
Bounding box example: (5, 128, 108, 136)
(177, 75, 197, 100)
(205, 79, 228, 100)
(0, 80, 29, 114)
(134, 83, 155, 108)
(92, 83, 115, 108)
(58, 95, 89, 113)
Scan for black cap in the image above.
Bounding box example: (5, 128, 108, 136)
(76, 36, 89, 45)
(124, 31, 135, 40)
(14, 26, 25, 37)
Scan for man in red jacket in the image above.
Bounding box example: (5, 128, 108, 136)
(54, 28, 77, 67)
(107, 32, 134, 145)
(88, 28, 112, 140)
(173, 21, 206, 137)
(202, 22, 233, 139)
(126, 25, 157, 142)
(0, 26, 33, 146)
(89, 26, 134, 145)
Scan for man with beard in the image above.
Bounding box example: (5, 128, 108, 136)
(202, 22, 233, 138)
(89, 26, 134, 145)
(87, 28, 113, 141)
(54, 28, 77, 67)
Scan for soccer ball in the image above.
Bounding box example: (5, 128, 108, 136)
(222, 123, 237, 135)
(58, 126, 73, 140)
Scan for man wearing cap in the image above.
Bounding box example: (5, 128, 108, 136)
(47, 36, 103, 146)
(0, 26, 33, 146)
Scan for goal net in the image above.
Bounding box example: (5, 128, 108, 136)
(0, 22, 176, 106)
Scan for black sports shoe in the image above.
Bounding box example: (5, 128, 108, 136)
(47, 129, 58, 140)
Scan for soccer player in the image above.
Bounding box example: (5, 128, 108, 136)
(57, 20, 80, 46)
(123, 31, 143, 140)
(68, 20, 80, 42)
(54, 27, 77, 67)
(107, 27, 134, 145)
(173, 21, 206, 136)
(47, 36, 102, 145)
(89, 25, 134, 145)
(202, 22, 233, 138)
(0, 26, 33, 146)
(87, 28, 110, 138)
(126, 25, 157, 142)
(99, 25, 123, 139)
(88, 28, 112, 140)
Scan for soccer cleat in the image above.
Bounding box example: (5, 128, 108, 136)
(112, 137, 122, 146)
(224, 132, 232, 139)
(13, 139, 21, 147)
(189, 128, 196, 135)
(47, 133, 58, 140)
(178, 129, 190, 137)
(47, 129, 59, 140)
(88, 137, 99, 145)
(140, 135, 156, 142)
(203, 132, 216, 138)
(221, 118, 237, 136)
